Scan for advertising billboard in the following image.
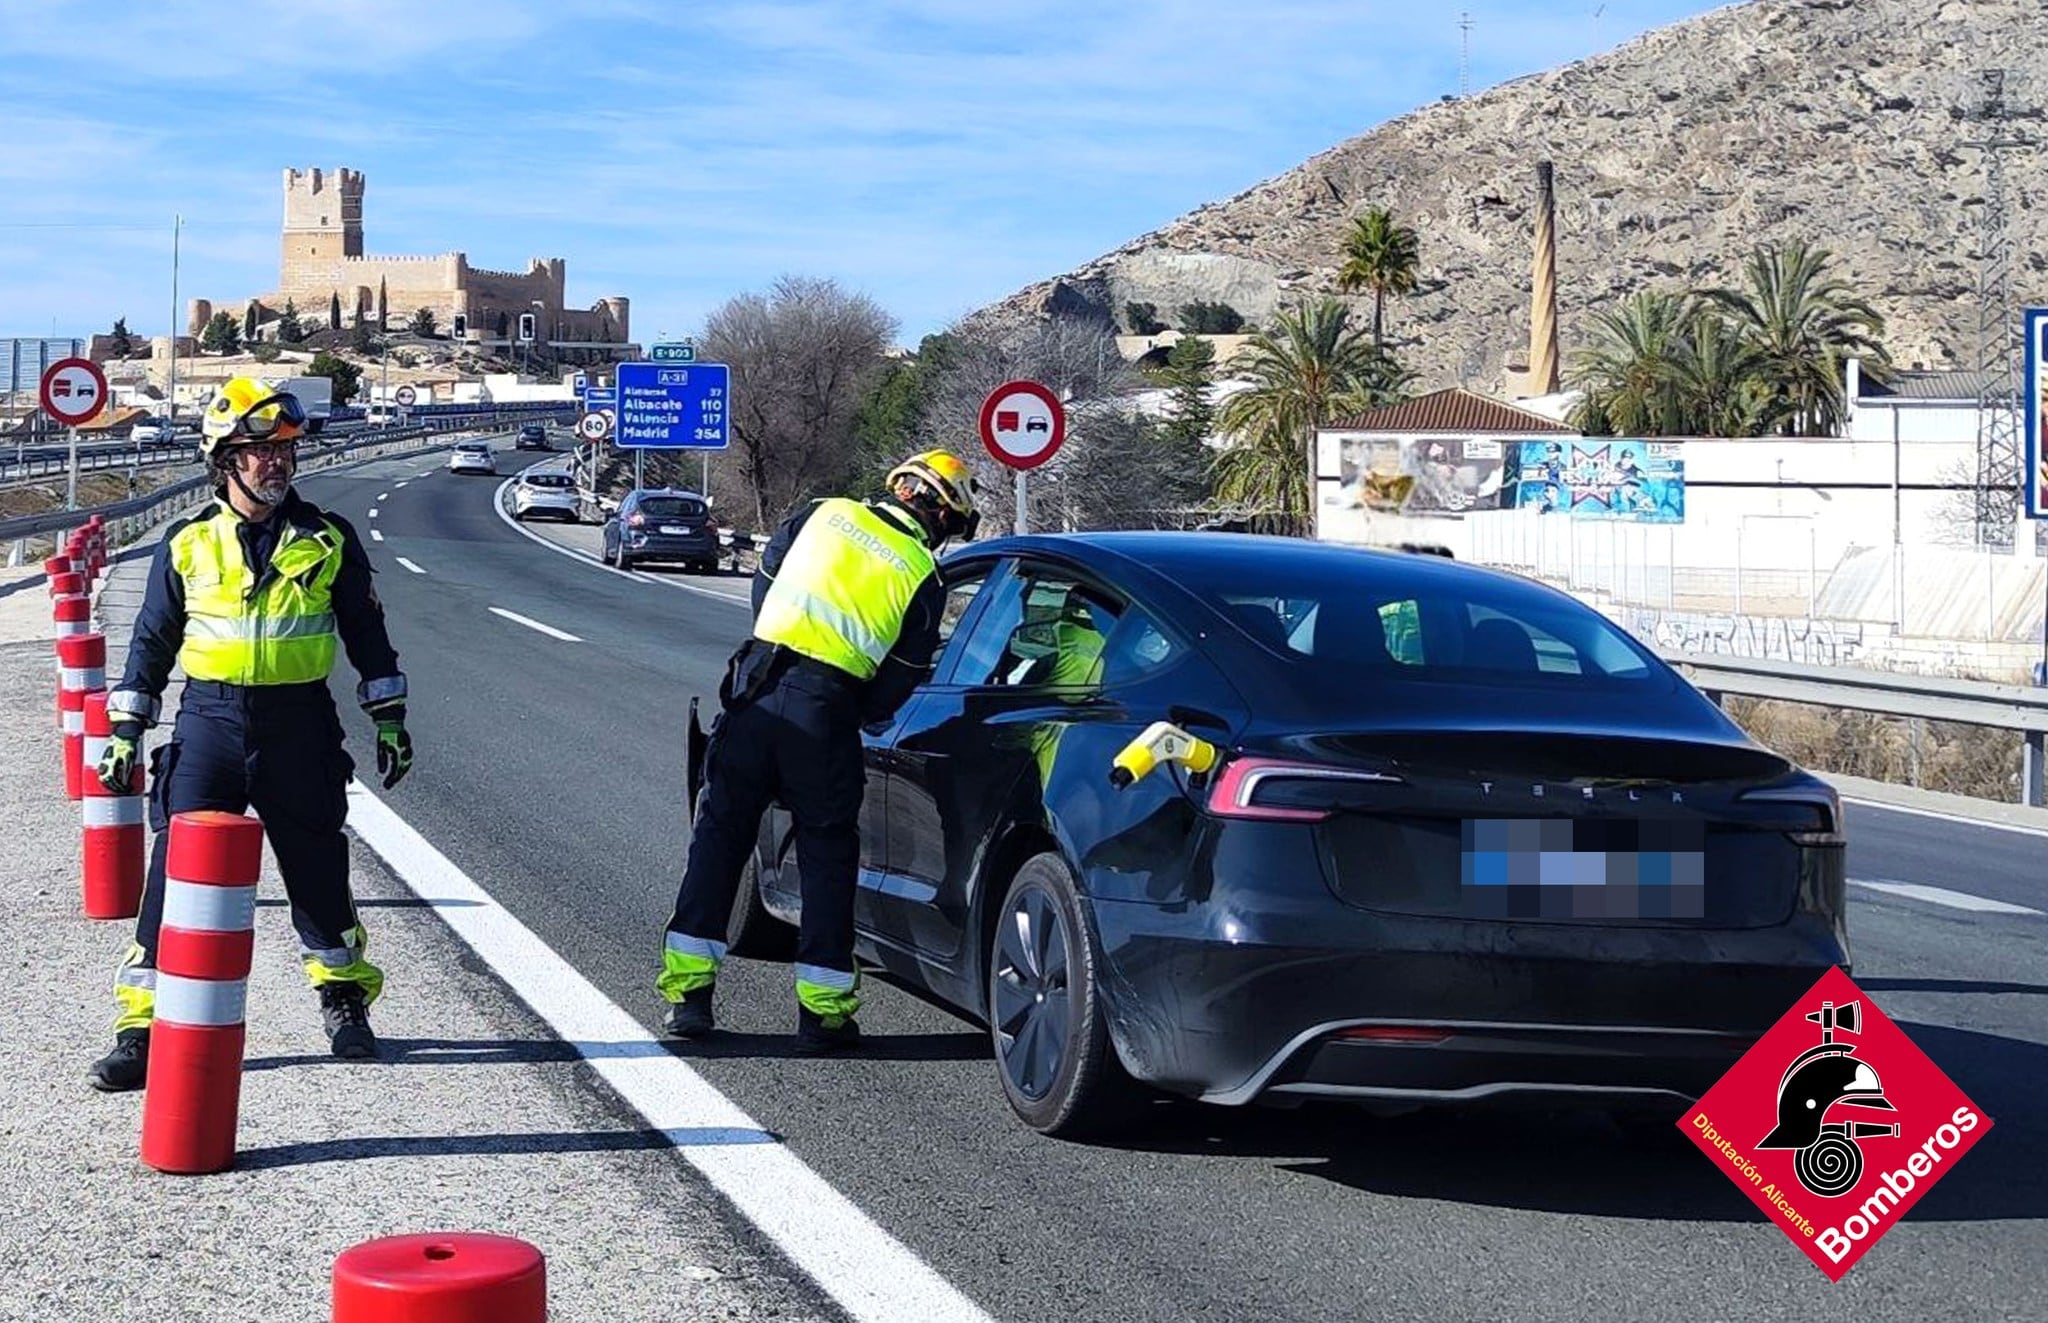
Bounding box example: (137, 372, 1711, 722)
(1505, 439, 1686, 523)
(2026, 308, 2047, 520)
(1324, 434, 1510, 517)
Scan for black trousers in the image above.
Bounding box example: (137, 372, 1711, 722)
(131, 680, 362, 969)
(666, 647, 864, 978)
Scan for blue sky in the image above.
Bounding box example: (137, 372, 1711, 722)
(0, 0, 1729, 349)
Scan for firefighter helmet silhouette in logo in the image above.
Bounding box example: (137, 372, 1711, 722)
(1757, 999, 1900, 1197)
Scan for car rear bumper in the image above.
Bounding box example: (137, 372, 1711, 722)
(1088, 883, 1847, 1107)
(623, 532, 718, 560)
(515, 498, 578, 517)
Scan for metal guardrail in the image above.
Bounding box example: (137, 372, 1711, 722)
(1, 442, 195, 485)
(1, 413, 546, 562)
(1667, 650, 2048, 806)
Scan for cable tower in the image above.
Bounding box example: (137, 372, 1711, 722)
(1963, 70, 2031, 551)
(1460, 13, 1473, 99)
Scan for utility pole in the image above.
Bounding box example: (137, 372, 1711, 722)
(166, 214, 182, 438)
(1962, 69, 2030, 554)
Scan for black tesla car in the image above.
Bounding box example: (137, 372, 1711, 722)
(701, 533, 1848, 1136)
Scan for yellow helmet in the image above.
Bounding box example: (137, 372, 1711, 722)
(887, 450, 977, 518)
(200, 376, 309, 459)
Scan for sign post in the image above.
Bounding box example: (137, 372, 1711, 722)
(41, 357, 109, 512)
(977, 380, 1066, 535)
(614, 361, 730, 498)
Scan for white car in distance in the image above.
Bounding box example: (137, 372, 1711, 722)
(512, 470, 580, 521)
(448, 442, 496, 476)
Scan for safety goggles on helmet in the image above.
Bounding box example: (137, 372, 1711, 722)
(888, 450, 981, 540)
(224, 391, 309, 442)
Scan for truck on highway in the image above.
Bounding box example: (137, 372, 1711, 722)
(275, 376, 334, 434)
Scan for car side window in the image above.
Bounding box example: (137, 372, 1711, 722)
(945, 570, 1124, 690)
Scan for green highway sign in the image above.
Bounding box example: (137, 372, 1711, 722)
(650, 342, 696, 363)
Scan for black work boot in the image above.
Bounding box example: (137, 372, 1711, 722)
(663, 986, 716, 1039)
(88, 1028, 150, 1093)
(319, 984, 379, 1060)
(794, 1007, 861, 1056)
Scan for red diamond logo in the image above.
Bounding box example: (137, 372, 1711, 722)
(1680, 967, 1992, 1280)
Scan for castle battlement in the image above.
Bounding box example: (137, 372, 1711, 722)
(339, 253, 461, 265)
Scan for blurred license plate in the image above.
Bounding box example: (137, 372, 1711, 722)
(1461, 818, 1704, 919)
(660, 525, 689, 535)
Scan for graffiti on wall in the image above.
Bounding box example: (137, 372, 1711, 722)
(1619, 608, 1868, 668)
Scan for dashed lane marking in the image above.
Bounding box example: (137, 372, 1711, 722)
(342, 787, 995, 1323)
(488, 605, 581, 642)
(395, 557, 425, 575)
(370, 529, 384, 543)
(1850, 878, 2043, 916)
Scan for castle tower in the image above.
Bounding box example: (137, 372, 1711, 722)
(281, 167, 364, 292)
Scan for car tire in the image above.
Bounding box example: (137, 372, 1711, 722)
(988, 852, 1140, 1137)
(726, 850, 799, 961)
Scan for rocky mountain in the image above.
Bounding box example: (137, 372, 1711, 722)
(975, 0, 2045, 393)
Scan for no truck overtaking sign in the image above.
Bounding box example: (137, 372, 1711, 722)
(978, 379, 1065, 470)
(40, 357, 108, 428)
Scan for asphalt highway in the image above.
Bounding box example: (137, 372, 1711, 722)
(303, 445, 2046, 1323)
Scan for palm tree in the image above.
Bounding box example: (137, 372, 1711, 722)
(1667, 308, 1767, 437)
(1213, 298, 1408, 533)
(1567, 291, 1694, 436)
(1706, 240, 1890, 436)
(1336, 206, 1421, 354)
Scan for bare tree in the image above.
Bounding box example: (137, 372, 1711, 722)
(700, 275, 897, 530)
(916, 316, 1185, 533)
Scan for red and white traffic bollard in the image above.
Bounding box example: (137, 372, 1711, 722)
(48, 569, 84, 600)
(56, 632, 105, 794)
(332, 1234, 547, 1323)
(53, 592, 91, 641)
(80, 691, 145, 921)
(42, 554, 72, 582)
(141, 811, 263, 1175)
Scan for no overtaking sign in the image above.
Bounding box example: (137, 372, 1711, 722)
(41, 357, 108, 427)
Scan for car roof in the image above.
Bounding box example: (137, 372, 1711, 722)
(627, 488, 704, 499)
(951, 530, 1548, 602)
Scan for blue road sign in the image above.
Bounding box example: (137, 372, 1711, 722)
(615, 362, 729, 450)
(650, 342, 697, 363)
(583, 385, 617, 409)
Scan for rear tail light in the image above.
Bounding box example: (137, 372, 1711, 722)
(1737, 783, 1845, 846)
(1205, 758, 1405, 822)
(1334, 1026, 1452, 1045)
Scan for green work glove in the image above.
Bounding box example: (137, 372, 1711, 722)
(370, 704, 413, 789)
(97, 725, 141, 794)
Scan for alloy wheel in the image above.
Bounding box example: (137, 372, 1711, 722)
(992, 884, 1072, 1101)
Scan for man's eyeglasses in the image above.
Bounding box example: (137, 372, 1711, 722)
(231, 440, 298, 463)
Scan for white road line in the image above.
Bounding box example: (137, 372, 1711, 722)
(489, 471, 748, 602)
(1850, 878, 2043, 916)
(378, 492, 390, 502)
(1843, 793, 2048, 842)
(370, 529, 384, 543)
(367, 508, 379, 520)
(341, 787, 993, 1323)
(489, 605, 581, 642)
(395, 481, 409, 489)
(396, 557, 425, 575)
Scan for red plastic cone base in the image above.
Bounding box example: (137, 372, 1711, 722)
(332, 1234, 547, 1323)
(140, 1019, 246, 1174)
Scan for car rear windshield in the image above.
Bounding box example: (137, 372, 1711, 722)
(1180, 556, 1669, 691)
(524, 473, 572, 488)
(637, 497, 704, 518)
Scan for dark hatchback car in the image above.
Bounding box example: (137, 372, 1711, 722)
(705, 533, 1849, 1136)
(603, 488, 720, 572)
(515, 423, 552, 451)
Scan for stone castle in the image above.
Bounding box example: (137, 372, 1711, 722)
(188, 167, 629, 348)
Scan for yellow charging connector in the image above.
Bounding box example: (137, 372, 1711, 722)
(1109, 721, 1219, 789)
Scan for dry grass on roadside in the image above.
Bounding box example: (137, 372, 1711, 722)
(1726, 697, 2021, 800)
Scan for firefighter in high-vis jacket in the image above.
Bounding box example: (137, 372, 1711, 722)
(87, 376, 414, 1092)
(659, 451, 978, 1053)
